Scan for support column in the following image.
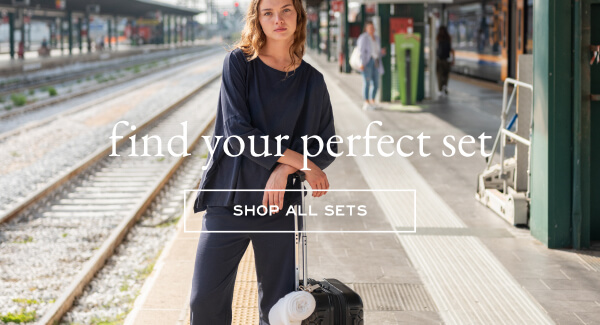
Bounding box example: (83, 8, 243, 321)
(68, 12, 73, 55)
(48, 22, 53, 48)
(184, 17, 188, 43)
(86, 15, 91, 53)
(20, 10, 25, 51)
(191, 16, 195, 43)
(379, 3, 391, 101)
(9, 12, 15, 59)
(114, 15, 118, 50)
(317, 8, 322, 54)
(27, 16, 31, 50)
(360, 4, 366, 30)
(60, 17, 64, 53)
(167, 15, 171, 44)
(77, 17, 83, 53)
(325, 1, 329, 59)
(108, 18, 112, 49)
(530, 0, 573, 248)
(342, 0, 350, 72)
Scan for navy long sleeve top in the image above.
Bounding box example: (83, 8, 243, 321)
(193, 48, 338, 213)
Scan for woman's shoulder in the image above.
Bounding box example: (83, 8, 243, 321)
(302, 61, 326, 85)
(227, 47, 250, 63)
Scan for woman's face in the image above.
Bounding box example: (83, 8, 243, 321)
(258, 0, 297, 43)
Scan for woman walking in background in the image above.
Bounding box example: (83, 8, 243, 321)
(436, 26, 455, 95)
(357, 20, 385, 110)
(189, 0, 337, 324)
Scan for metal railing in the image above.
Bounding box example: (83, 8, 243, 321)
(486, 78, 533, 194)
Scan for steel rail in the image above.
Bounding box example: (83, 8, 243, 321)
(0, 46, 222, 120)
(37, 110, 217, 325)
(0, 71, 221, 225)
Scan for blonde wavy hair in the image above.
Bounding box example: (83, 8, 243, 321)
(231, 0, 307, 78)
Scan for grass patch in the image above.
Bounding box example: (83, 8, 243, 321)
(11, 298, 39, 305)
(89, 312, 128, 325)
(135, 249, 162, 280)
(10, 151, 19, 157)
(10, 93, 27, 106)
(119, 282, 129, 292)
(62, 233, 68, 238)
(156, 157, 165, 162)
(155, 215, 181, 228)
(0, 309, 36, 323)
(48, 87, 57, 97)
(0, 96, 5, 103)
(13, 235, 33, 244)
(28, 89, 34, 95)
(132, 65, 141, 74)
(5, 105, 13, 111)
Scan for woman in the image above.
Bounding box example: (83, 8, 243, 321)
(190, 0, 338, 324)
(357, 20, 385, 110)
(436, 26, 455, 95)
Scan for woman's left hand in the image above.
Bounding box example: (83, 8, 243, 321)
(263, 164, 297, 212)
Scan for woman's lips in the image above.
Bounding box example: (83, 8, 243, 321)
(275, 28, 287, 32)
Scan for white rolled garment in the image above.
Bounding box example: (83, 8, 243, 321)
(268, 290, 316, 325)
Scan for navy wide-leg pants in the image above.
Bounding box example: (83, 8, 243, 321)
(189, 205, 302, 325)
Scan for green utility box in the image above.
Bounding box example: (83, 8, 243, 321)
(394, 33, 421, 105)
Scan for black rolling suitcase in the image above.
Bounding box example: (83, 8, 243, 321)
(292, 172, 364, 325)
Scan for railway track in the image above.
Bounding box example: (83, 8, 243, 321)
(1, 45, 212, 97)
(0, 45, 224, 121)
(0, 68, 221, 324)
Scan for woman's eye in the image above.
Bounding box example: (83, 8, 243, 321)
(264, 12, 271, 16)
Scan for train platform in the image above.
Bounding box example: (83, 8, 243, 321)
(124, 50, 600, 325)
(0, 39, 217, 77)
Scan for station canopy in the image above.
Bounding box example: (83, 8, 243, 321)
(305, 0, 452, 6)
(0, 0, 201, 17)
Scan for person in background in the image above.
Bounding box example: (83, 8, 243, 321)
(18, 41, 25, 60)
(357, 20, 385, 110)
(436, 26, 455, 95)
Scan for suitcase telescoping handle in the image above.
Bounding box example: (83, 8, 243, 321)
(293, 171, 308, 291)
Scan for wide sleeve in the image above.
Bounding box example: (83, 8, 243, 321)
(220, 50, 287, 170)
(303, 82, 338, 170)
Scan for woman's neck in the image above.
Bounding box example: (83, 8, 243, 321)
(260, 39, 294, 62)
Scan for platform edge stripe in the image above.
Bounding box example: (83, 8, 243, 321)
(448, 236, 521, 323)
(465, 236, 554, 324)
(405, 235, 554, 325)
(461, 235, 541, 323)
(421, 235, 491, 324)
(422, 235, 525, 324)
(442, 236, 514, 324)
(401, 235, 457, 324)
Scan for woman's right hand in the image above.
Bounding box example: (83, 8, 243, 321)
(360, 65, 364, 71)
(304, 163, 329, 198)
